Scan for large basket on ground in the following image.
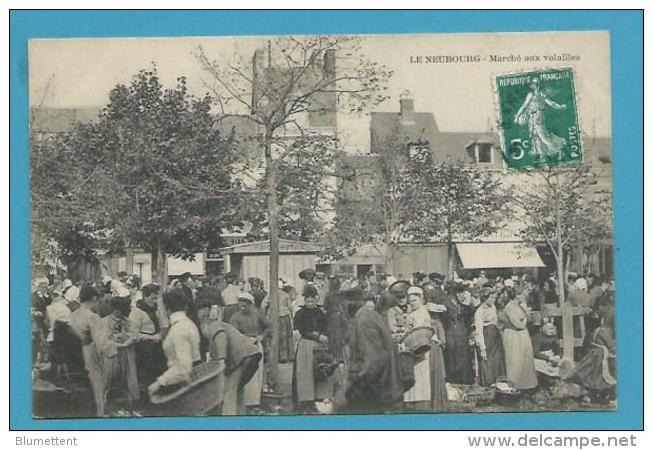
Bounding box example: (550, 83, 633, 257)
(494, 376, 520, 406)
(149, 360, 225, 416)
(448, 383, 496, 406)
(401, 326, 434, 356)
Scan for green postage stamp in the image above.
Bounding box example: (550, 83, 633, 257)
(496, 68, 582, 169)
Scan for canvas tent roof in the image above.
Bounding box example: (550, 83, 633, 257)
(220, 239, 322, 255)
(456, 242, 544, 269)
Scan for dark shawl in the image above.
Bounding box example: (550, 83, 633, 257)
(346, 306, 403, 411)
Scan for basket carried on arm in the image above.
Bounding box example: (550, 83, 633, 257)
(401, 326, 434, 356)
(149, 360, 225, 416)
(313, 345, 338, 382)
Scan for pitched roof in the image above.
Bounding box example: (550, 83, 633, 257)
(370, 112, 439, 153)
(431, 131, 495, 162)
(30, 107, 100, 133)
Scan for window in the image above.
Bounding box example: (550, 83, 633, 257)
(408, 140, 430, 160)
(476, 143, 493, 164)
(335, 264, 355, 275)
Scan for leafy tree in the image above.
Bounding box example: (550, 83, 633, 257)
(31, 132, 108, 273)
(245, 133, 340, 243)
(509, 164, 612, 358)
(332, 130, 509, 277)
(32, 67, 242, 286)
(196, 36, 391, 388)
(403, 159, 510, 277)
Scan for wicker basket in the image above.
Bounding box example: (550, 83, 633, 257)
(401, 326, 434, 356)
(494, 377, 521, 406)
(449, 383, 496, 405)
(149, 360, 225, 416)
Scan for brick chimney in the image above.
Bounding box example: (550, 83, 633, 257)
(251, 48, 266, 112)
(399, 90, 415, 123)
(324, 49, 336, 75)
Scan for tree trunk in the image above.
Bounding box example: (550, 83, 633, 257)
(265, 133, 280, 391)
(152, 239, 168, 288)
(446, 207, 455, 279)
(384, 244, 394, 273)
(447, 240, 455, 280)
(555, 193, 574, 360)
(126, 249, 135, 278)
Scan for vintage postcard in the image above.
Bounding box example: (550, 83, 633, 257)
(29, 31, 614, 419)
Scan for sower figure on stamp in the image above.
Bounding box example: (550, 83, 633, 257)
(514, 77, 567, 160)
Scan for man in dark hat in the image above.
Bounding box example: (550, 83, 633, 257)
(388, 279, 411, 298)
(428, 272, 449, 305)
(386, 280, 412, 333)
(440, 282, 474, 384)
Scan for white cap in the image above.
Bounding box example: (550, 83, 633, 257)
(237, 291, 255, 303)
(574, 278, 588, 291)
(407, 286, 424, 296)
(111, 280, 130, 297)
(504, 279, 515, 288)
(102, 275, 113, 285)
(64, 285, 80, 303)
(62, 279, 73, 289)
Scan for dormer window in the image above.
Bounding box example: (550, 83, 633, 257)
(475, 143, 494, 164)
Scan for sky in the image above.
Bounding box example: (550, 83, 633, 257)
(29, 31, 611, 151)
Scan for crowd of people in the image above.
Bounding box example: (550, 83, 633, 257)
(31, 267, 617, 417)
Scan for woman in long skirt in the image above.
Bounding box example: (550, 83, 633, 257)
(441, 284, 474, 384)
(500, 288, 538, 390)
(292, 286, 333, 413)
(427, 303, 448, 412)
(403, 287, 432, 411)
(474, 288, 505, 386)
(279, 286, 296, 363)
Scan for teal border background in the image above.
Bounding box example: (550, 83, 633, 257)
(9, 10, 643, 430)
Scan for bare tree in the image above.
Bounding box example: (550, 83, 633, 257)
(196, 36, 391, 389)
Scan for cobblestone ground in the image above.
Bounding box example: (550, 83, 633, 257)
(34, 363, 614, 418)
